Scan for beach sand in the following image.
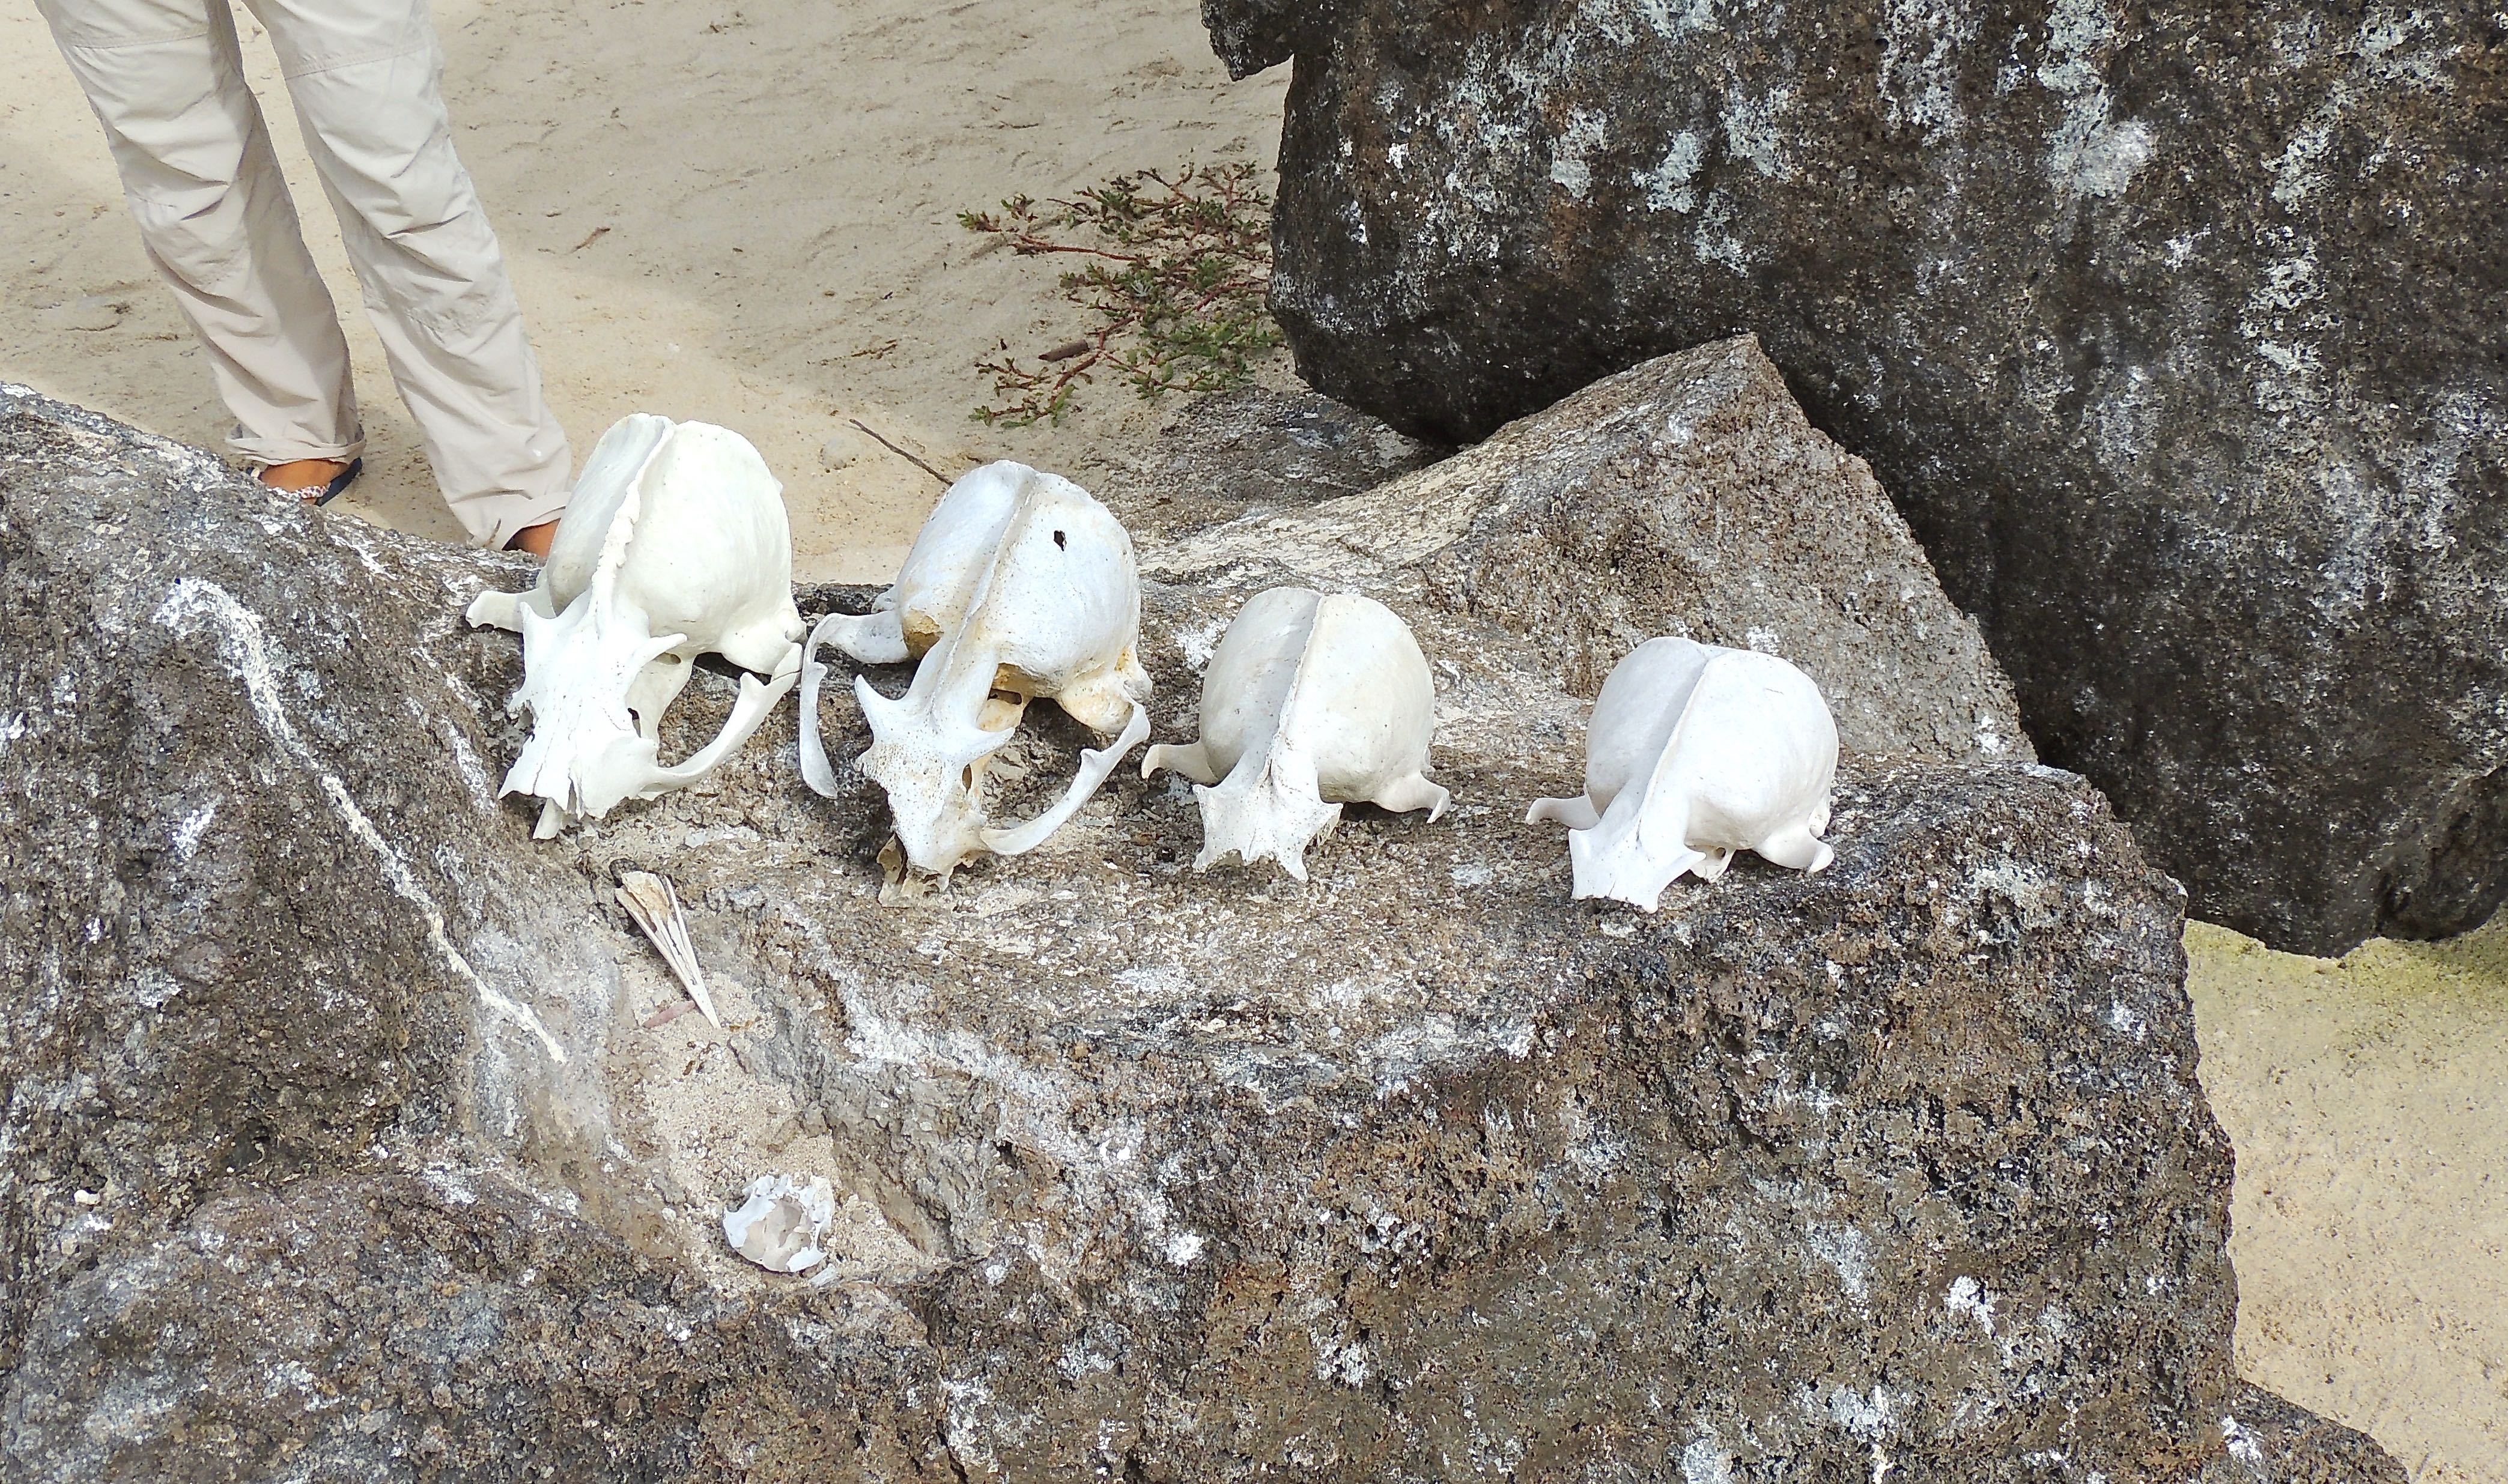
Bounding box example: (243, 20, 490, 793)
(2192, 917, 2508, 1480)
(4, 1, 2500, 1474)
(0, 0, 1289, 580)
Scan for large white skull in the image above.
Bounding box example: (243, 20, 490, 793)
(798, 461, 1151, 877)
(466, 414, 804, 838)
(1528, 637, 1838, 911)
(1142, 587, 1449, 879)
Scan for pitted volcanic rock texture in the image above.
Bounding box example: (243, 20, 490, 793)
(0, 386, 2394, 1480)
(1200, 0, 2508, 955)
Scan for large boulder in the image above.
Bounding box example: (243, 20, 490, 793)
(0, 384, 2393, 1479)
(1200, 0, 2508, 956)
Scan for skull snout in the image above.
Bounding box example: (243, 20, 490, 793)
(858, 737, 995, 875)
(856, 674, 1018, 876)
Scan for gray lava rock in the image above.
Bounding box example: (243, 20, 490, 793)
(1202, 0, 2508, 955)
(0, 386, 2392, 1480)
(1374, 334, 2028, 761)
(1101, 382, 1441, 535)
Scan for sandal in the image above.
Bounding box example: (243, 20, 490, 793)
(306, 456, 363, 506)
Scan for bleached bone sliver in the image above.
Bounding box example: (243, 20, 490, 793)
(1529, 637, 1838, 912)
(616, 869, 720, 1029)
(1142, 587, 1449, 880)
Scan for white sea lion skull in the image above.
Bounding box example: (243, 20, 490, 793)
(1528, 637, 1837, 911)
(466, 414, 804, 838)
(1143, 587, 1449, 879)
(799, 461, 1151, 877)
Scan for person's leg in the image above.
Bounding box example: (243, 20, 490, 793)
(36, 0, 364, 480)
(241, 0, 569, 551)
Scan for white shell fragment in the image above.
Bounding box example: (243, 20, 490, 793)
(465, 414, 805, 838)
(722, 1174, 836, 1274)
(798, 461, 1152, 878)
(615, 870, 720, 1029)
(1143, 587, 1449, 879)
(1528, 638, 1838, 912)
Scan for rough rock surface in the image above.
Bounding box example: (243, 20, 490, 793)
(1101, 381, 1441, 527)
(1202, 0, 2508, 955)
(0, 385, 2393, 1480)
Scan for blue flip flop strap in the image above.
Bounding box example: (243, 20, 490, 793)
(314, 457, 364, 507)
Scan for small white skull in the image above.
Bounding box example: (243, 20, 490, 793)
(799, 461, 1151, 877)
(1528, 637, 1837, 911)
(466, 414, 804, 838)
(1142, 587, 1450, 879)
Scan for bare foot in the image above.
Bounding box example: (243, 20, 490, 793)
(260, 458, 352, 498)
(506, 519, 559, 559)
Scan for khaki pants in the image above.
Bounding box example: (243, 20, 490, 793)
(37, 0, 570, 547)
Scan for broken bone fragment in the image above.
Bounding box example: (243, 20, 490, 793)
(1528, 638, 1838, 912)
(799, 460, 1152, 878)
(615, 870, 720, 1029)
(1143, 586, 1449, 880)
(464, 414, 805, 838)
(722, 1175, 836, 1274)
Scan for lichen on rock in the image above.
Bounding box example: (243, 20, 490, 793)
(1200, 0, 2508, 956)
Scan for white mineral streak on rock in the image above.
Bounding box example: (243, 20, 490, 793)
(780, 911, 1204, 1283)
(1549, 109, 1609, 196)
(2037, 0, 2155, 202)
(1143, 587, 1449, 880)
(171, 799, 219, 860)
(799, 461, 1152, 877)
(2221, 1414, 2265, 1467)
(1811, 1225, 1874, 1301)
(466, 414, 805, 838)
(1529, 638, 1838, 912)
(151, 578, 566, 1063)
(723, 1175, 836, 1273)
(1680, 1431, 1737, 1484)
(1946, 1274, 1998, 1332)
(2245, 8, 2447, 464)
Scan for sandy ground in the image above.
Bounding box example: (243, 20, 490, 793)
(5, 1, 2503, 1476)
(2191, 916, 2508, 1481)
(0, 0, 1288, 579)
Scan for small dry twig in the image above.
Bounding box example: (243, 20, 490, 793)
(959, 162, 1280, 426)
(848, 418, 950, 486)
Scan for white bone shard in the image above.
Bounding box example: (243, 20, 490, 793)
(464, 414, 804, 838)
(723, 1174, 836, 1274)
(1142, 587, 1449, 879)
(1528, 638, 1837, 911)
(797, 461, 1152, 876)
(615, 870, 720, 1029)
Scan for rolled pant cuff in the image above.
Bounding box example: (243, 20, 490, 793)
(482, 488, 571, 551)
(232, 434, 367, 470)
